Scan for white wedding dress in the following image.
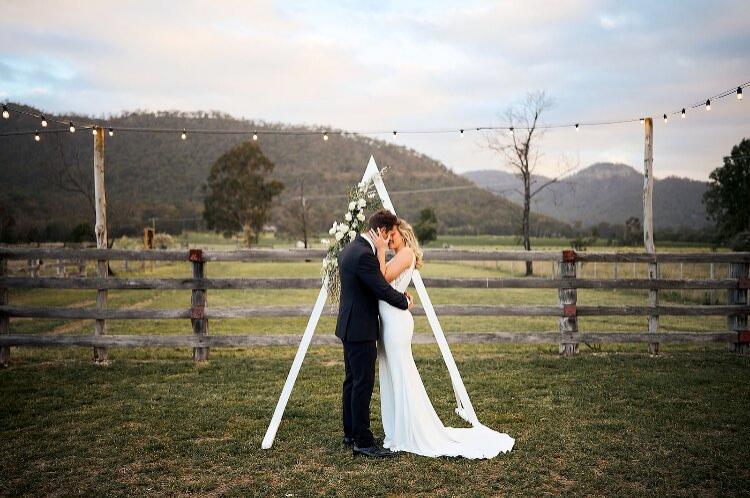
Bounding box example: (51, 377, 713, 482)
(378, 253, 515, 458)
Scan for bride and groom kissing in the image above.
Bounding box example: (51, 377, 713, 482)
(335, 209, 515, 459)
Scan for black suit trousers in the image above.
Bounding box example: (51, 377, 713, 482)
(341, 339, 377, 447)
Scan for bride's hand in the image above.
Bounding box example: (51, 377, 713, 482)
(369, 228, 390, 253)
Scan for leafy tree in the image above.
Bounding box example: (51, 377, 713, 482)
(414, 207, 438, 244)
(203, 142, 284, 247)
(622, 216, 642, 246)
(702, 138, 750, 245)
(69, 222, 95, 242)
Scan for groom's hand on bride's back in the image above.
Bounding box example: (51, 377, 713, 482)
(405, 291, 414, 310)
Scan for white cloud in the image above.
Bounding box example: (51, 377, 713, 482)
(0, 0, 748, 180)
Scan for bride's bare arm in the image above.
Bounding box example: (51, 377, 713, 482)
(383, 247, 414, 283)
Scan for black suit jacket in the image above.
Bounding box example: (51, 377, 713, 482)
(334, 234, 409, 342)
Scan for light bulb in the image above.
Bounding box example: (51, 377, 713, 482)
(639, 118, 645, 124)
(252, 131, 258, 141)
(575, 123, 579, 131)
(459, 129, 464, 137)
(509, 127, 514, 136)
(738, 87, 743, 100)
(69, 122, 76, 133)
(393, 131, 397, 136)
(2, 105, 9, 119)
(92, 127, 98, 135)
(34, 130, 40, 142)
(681, 108, 686, 118)
(181, 129, 187, 140)
(41, 115, 48, 127)
(323, 132, 329, 141)
(108, 127, 114, 137)
(705, 99, 711, 111)
(663, 113, 668, 123)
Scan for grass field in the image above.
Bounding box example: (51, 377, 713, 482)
(2, 345, 749, 496)
(2, 234, 748, 496)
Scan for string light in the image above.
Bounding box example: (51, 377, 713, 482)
(92, 127, 98, 135)
(34, 130, 40, 142)
(108, 127, 114, 137)
(0, 80, 747, 140)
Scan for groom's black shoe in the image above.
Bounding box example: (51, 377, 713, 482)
(342, 436, 354, 446)
(352, 444, 396, 458)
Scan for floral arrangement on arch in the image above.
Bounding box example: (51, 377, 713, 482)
(321, 167, 387, 306)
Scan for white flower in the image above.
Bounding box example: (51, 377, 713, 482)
(348, 230, 356, 239)
(335, 231, 344, 241)
(344, 212, 352, 221)
(348, 201, 356, 210)
(328, 226, 336, 235)
(338, 223, 349, 232)
(357, 212, 365, 222)
(358, 198, 367, 208)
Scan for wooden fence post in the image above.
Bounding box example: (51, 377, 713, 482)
(93, 128, 108, 364)
(0, 257, 9, 367)
(643, 117, 659, 355)
(190, 249, 209, 361)
(559, 249, 578, 356)
(728, 262, 749, 354)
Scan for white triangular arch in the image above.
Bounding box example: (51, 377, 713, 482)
(262, 156, 478, 449)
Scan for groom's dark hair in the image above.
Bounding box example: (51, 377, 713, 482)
(367, 209, 399, 232)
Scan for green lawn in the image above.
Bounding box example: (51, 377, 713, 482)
(1, 345, 749, 496)
(2, 235, 747, 495)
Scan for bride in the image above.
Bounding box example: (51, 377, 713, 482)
(368, 219, 515, 459)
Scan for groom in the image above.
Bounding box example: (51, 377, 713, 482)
(335, 209, 414, 458)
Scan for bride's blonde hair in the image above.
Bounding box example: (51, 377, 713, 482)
(396, 218, 424, 269)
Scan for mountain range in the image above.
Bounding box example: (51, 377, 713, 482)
(0, 103, 569, 241)
(462, 163, 711, 229)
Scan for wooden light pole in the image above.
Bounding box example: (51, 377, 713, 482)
(93, 128, 108, 364)
(643, 117, 659, 355)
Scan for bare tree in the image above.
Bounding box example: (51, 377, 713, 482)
(49, 134, 96, 220)
(485, 91, 577, 276)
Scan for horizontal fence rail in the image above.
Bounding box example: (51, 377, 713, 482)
(0, 247, 748, 363)
(3, 247, 750, 263)
(2, 304, 749, 319)
(1, 276, 747, 290)
(0, 331, 737, 348)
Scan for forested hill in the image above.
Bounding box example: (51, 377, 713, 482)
(0, 103, 570, 241)
(463, 163, 711, 230)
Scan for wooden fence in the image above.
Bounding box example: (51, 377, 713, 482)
(0, 246, 749, 365)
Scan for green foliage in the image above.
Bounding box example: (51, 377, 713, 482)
(203, 141, 284, 247)
(69, 222, 95, 242)
(414, 207, 438, 245)
(621, 216, 642, 246)
(702, 138, 750, 245)
(0, 105, 570, 242)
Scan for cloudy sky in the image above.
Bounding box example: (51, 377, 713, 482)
(1, 0, 748, 180)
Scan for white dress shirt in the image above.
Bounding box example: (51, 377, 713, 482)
(360, 232, 376, 255)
